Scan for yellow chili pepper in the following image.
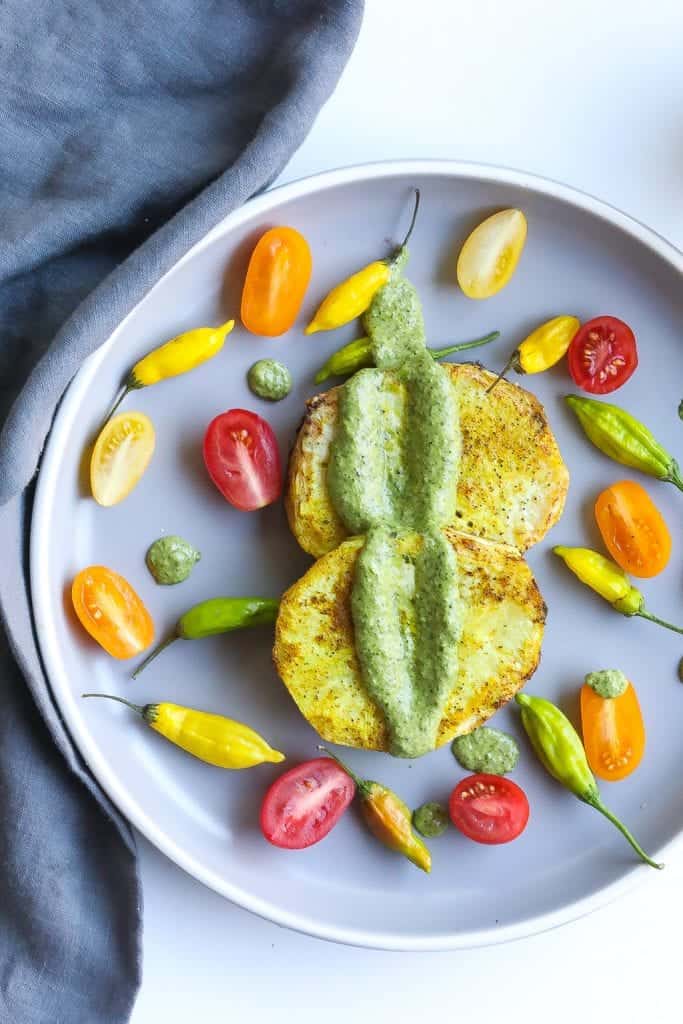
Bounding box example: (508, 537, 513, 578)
(488, 315, 579, 393)
(104, 320, 235, 423)
(553, 545, 683, 634)
(82, 693, 284, 768)
(304, 190, 420, 335)
(321, 747, 431, 872)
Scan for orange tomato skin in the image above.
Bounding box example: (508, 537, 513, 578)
(595, 479, 671, 578)
(72, 566, 154, 659)
(580, 682, 645, 782)
(241, 227, 312, 337)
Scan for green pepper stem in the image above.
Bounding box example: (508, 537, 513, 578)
(82, 692, 145, 716)
(398, 188, 421, 251)
(131, 634, 179, 679)
(97, 383, 132, 434)
(587, 795, 663, 870)
(430, 330, 500, 361)
(317, 745, 369, 793)
(638, 608, 683, 636)
(486, 350, 520, 394)
(668, 459, 683, 493)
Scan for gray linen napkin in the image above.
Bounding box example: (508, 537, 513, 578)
(0, 2, 363, 1021)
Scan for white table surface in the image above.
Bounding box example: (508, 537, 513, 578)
(131, 2, 683, 1020)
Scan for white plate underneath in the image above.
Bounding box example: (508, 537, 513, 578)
(32, 160, 683, 949)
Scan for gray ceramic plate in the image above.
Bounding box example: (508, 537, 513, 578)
(31, 161, 683, 949)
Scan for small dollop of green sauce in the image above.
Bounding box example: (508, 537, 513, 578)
(451, 726, 519, 775)
(585, 668, 628, 698)
(247, 359, 292, 401)
(412, 802, 449, 838)
(146, 535, 201, 585)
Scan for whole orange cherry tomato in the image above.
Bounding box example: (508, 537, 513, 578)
(241, 226, 312, 336)
(72, 566, 154, 659)
(580, 680, 645, 782)
(594, 479, 671, 578)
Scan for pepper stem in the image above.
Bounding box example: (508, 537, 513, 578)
(82, 692, 146, 716)
(638, 608, 683, 636)
(486, 350, 520, 394)
(668, 459, 683, 493)
(131, 634, 179, 680)
(99, 383, 133, 433)
(317, 745, 368, 792)
(397, 188, 421, 251)
(430, 330, 500, 361)
(587, 795, 663, 870)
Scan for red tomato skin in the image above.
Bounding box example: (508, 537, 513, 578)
(449, 773, 530, 845)
(203, 409, 282, 511)
(568, 315, 638, 395)
(260, 758, 356, 850)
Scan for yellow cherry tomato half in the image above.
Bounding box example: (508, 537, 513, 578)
(90, 411, 155, 507)
(456, 208, 528, 299)
(72, 566, 154, 659)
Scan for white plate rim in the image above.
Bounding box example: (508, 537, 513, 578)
(31, 158, 683, 951)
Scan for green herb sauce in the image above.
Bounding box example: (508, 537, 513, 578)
(451, 727, 520, 775)
(146, 535, 201, 585)
(413, 801, 449, 838)
(328, 249, 462, 758)
(247, 359, 292, 401)
(585, 668, 628, 699)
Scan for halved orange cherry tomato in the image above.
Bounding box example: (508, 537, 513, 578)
(72, 566, 154, 659)
(580, 682, 645, 782)
(241, 226, 312, 336)
(595, 479, 671, 578)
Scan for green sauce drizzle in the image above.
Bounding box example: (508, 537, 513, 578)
(451, 727, 520, 775)
(327, 249, 462, 758)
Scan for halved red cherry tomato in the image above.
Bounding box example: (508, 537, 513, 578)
(72, 566, 154, 659)
(203, 409, 281, 511)
(260, 757, 356, 849)
(449, 773, 529, 845)
(581, 682, 645, 782)
(595, 479, 671, 578)
(568, 315, 637, 394)
(241, 226, 312, 337)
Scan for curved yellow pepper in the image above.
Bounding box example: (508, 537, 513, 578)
(305, 261, 390, 335)
(82, 694, 284, 769)
(304, 188, 420, 335)
(103, 320, 235, 423)
(553, 545, 683, 634)
(489, 315, 579, 392)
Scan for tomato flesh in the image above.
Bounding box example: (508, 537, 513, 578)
(449, 773, 529, 845)
(241, 226, 312, 337)
(260, 758, 356, 849)
(568, 315, 637, 394)
(90, 411, 155, 507)
(203, 409, 281, 511)
(72, 566, 154, 659)
(581, 682, 645, 782)
(595, 479, 671, 578)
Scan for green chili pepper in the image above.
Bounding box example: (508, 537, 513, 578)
(566, 395, 683, 492)
(132, 597, 279, 679)
(516, 693, 662, 870)
(554, 546, 683, 635)
(320, 747, 431, 872)
(313, 330, 500, 384)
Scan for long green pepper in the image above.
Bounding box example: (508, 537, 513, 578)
(516, 693, 662, 869)
(566, 395, 683, 492)
(132, 596, 279, 678)
(314, 330, 500, 384)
